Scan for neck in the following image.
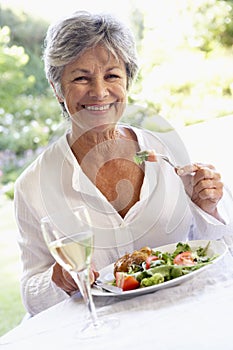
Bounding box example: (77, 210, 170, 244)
(69, 125, 121, 163)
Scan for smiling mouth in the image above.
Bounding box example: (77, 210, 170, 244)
(82, 103, 113, 111)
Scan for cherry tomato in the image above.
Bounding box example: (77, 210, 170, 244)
(173, 251, 195, 266)
(147, 150, 157, 162)
(115, 272, 140, 291)
(145, 255, 159, 269)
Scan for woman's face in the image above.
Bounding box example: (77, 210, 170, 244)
(59, 45, 128, 133)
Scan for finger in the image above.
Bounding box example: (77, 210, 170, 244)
(52, 272, 74, 292)
(58, 272, 78, 292)
(196, 186, 223, 202)
(90, 263, 99, 281)
(177, 163, 218, 178)
(89, 269, 100, 285)
(93, 270, 100, 280)
(89, 270, 95, 285)
(62, 269, 78, 290)
(176, 164, 200, 176)
(194, 177, 222, 193)
(193, 168, 220, 185)
(194, 163, 216, 170)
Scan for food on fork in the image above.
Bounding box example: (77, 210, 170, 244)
(133, 150, 157, 165)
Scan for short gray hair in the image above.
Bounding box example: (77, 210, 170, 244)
(43, 11, 138, 101)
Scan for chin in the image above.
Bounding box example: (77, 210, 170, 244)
(89, 123, 116, 133)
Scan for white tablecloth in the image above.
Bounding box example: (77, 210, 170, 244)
(1, 249, 233, 350)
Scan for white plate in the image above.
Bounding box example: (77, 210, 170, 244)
(91, 239, 227, 297)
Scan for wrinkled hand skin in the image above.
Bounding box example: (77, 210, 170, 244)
(176, 163, 224, 222)
(52, 262, 99, 295)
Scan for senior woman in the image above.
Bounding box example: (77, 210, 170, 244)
(14, 11, 233, 316)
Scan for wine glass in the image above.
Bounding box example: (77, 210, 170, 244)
(40, 205, 119, 338)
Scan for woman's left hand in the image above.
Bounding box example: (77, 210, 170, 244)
(176, 163, 224, 221)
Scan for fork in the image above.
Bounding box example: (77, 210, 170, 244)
(134, 150, 179, 170)
(156, 153, 178, 169)
(94, 280, 123, 294)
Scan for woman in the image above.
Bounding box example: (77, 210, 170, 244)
(14, 11, 233, 316)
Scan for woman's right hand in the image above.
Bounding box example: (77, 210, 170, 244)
(52, 262, 100, 295)
(52, 262, 78, 295)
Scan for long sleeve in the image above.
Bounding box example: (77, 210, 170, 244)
(188, 185, 233, 242)
(14, 180, 69, 316)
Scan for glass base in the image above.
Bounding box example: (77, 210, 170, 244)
(77, 316, 119, 339)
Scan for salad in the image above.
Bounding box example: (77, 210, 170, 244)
(113, 242, 218, 291)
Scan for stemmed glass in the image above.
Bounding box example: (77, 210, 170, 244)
(40, 205, 118, 338)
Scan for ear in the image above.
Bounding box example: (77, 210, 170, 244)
(50, 81, 64, 103)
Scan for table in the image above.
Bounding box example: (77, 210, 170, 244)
(1, 247, 233, 350)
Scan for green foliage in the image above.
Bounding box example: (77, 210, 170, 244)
(0, 26, 34, 111)
(0, 7, 49, 94)
(0, 286, 25, 336)
(4, 185, 14, 200)
(183, 0, 233, 53)
(130, 0, 233, 127)
(0, 22, 63, 185)
(0, 92, 63, 154)
(0, 199, 26, 335)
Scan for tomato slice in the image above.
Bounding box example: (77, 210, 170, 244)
(145, 255, 159, 269)
(115, 272, 140, 291)
(173, 251, 195, 266)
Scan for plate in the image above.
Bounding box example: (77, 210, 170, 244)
(91, 239, 227, 298)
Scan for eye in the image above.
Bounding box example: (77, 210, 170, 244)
(105, 74, 121, 81)
(73, 76, 89, 83)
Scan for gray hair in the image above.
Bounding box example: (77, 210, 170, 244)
(43, 11, 139, 116)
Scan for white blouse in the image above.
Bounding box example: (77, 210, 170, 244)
(14, 126, 233, 315)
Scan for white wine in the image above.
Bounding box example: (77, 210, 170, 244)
(49, 231, 93, 272)
(41, 206, 119, 336)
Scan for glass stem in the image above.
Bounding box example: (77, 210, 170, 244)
(71, 270, 100, 327)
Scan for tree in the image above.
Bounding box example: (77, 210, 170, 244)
(0, 7, 49, 94)
(0, 26, 34, 111)
(129, 0, 233, 126)
(0, 25, 62, 185)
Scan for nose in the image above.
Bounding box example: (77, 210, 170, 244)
(89, 78, 109, 100)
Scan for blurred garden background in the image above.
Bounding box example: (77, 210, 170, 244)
(1, 0, 233, 336)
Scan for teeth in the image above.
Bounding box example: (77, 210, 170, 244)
(85, 104, 110, 111)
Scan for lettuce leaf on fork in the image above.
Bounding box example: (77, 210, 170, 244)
(133, 151, 150, 165)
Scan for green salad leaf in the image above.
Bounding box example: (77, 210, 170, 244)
(133, 151, 149, 165)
